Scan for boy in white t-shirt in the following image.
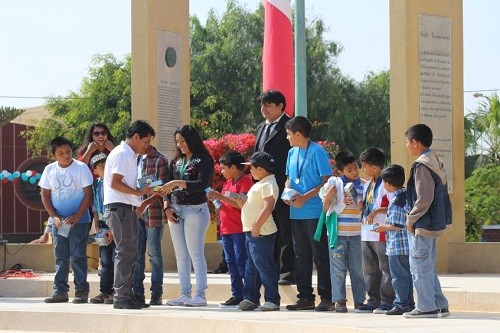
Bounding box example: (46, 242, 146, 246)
(39, 136, 94, 304)
(238, 152, 280, 312)
(355, 147, 395, 314)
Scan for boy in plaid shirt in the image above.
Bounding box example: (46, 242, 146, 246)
(375, 165, 414, 315)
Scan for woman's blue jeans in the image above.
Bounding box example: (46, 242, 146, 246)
(168, 203, 210, 298)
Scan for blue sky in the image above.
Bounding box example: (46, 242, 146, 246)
(1, 0, 498, 113)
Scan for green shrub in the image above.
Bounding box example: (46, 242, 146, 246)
(465, 165, 500, 230)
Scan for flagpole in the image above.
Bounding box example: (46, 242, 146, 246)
(294, 0, 307, 117)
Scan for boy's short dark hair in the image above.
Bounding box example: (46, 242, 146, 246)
(405, 123, 433, 148)
(381, 164, 405, 187)
(126, 120, 156, 139)
(50, 136, 73, 154)
(334, 151, 358, 171)
(257, 90, 286, 111)
(285, 116, 312, 138)
(219, 150, 246, 170)
(359, 147, 386, 169)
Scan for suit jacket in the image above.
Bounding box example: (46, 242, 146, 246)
(255, 113, 291, 193)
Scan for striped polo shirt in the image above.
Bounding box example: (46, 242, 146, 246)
(337, 176, 365, 236)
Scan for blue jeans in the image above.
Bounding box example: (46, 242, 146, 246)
(222, 233, 247, 299)
(329, 235, 366, 304)
(407, 232, 448, 312)
(291, 219, 332, 301)
(133, 217, 164, 295)
(362, 241, 395, 307)
(243, 232, 280, 305)
(98, 221, 115, 295)
(168, 203, 210, 298)
(52, 222, 89, 294)
(388, 255, 415, 311)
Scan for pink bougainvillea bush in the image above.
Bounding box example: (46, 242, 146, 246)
(204, 133, 256, 191)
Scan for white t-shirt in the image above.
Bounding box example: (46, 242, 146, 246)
(103, 140, 141, 206)
(241, 174, 278, 235)
(39, 159, 93, 223)
(363, 178, 389, 225)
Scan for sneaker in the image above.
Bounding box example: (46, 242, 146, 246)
(44, 293, 69, 303)
(219, 296, 243, 308)
(104, 297, 114, 304)
(239, 299, 259, 311)
(354, 303, 364, 310)
(150, 293, 163, 306)
(315, 299, 334, 311)
(259, 301, 280, 311)
(385, 307, 406, 315)
(184, 295, 207, 307)
(373, 303, 393, 314)
(131, 297, 150, 308)
(335, 301, 348, 313)
(166, 295, 191, 306)
(90, 292, 111, 304)
(73, 290, 89, 304)
(439, 308, 450, 317)
(354, 303, 377, 313)
(403, 309, 439, 318)
(113, 298, 143, 310)
(286, 298, 315, 310)
(131, 293, 146, 305)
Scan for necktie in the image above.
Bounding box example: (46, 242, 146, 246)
(259, 122, 276, 151)
(264, 122, 276, 141)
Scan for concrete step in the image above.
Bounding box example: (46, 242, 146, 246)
(1, 272, 500, 313)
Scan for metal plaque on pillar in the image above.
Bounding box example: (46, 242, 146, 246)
(419, 14, 453, 192)
(157, 30, 182, 159)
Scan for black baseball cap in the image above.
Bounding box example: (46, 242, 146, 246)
(242, 152, 275, 173)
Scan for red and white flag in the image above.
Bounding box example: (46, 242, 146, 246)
(263, 0, 294, 117)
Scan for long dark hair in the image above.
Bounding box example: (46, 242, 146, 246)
(173, 125, 212, 162)
(78, 123, 116, 155)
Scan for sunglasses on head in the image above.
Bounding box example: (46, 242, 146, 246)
(93, 130, 107, 136)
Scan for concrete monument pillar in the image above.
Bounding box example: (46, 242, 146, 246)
(131, 0, 190, 160)
(389, 0, 465, 272)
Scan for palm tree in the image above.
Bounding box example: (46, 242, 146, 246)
(467, 93, 500, 166)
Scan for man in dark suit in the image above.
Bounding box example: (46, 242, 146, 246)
(255, 90, 294, 285)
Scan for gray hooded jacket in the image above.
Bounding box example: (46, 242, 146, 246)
(406, 150, 452, 237)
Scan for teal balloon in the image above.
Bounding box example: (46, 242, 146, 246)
(29, 177, 37, 184)
(13, 171, 20, 178)
(21, 173, 28, 181)
(36, 173, 42, 180)
(0, 174, 4, 180)
(7, 175, 14, 181)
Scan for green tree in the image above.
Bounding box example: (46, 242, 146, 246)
(190, 2, 390, 155)
(465, 164, 500, 226)
(25, 54, 131, 155)
(466, 93, 500, 166)
(0, 106, 23, 126)
(190, 1, 264, 138)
